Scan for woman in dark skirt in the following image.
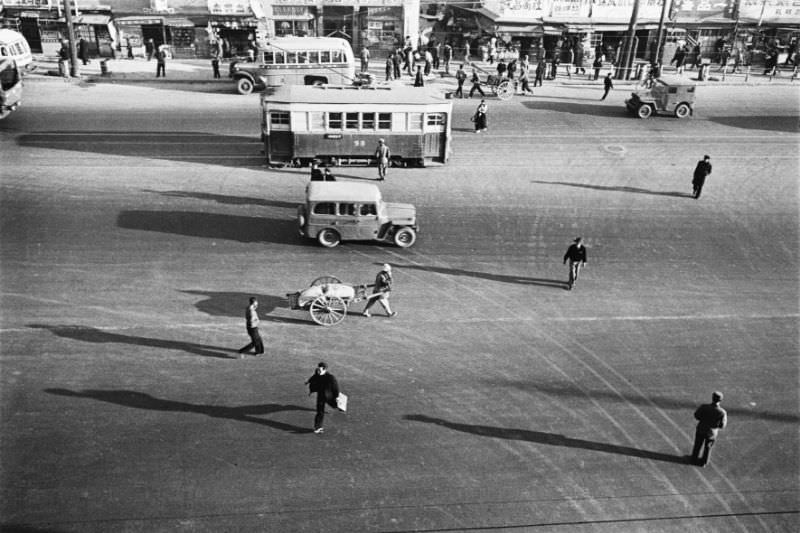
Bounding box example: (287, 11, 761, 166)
(474, 99, 487, 133)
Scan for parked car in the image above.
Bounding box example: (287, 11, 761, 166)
(298, 181, 418, 248)
(625, 77, 696, 119)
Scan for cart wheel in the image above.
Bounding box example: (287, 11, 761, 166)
(497, 80, 514, 100)
(311, 275, 342, 287)
(309, 295, 347, 326)
(674, 103, 691, 119)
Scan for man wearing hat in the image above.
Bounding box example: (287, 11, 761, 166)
(692, 155, 712, 199)
(562, 237, 587, 290)
(691, 391, 728, 466)
(375, 139, 390, 181)
(362, 264, 396, 317)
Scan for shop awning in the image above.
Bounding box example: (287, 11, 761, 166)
(76, 14, 111, 25)
(114, 16, 167, 25)
(494, 23, 543, 37)
(163, 17, 195, 28)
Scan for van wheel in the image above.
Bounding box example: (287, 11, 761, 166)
(318, 229, 341, 248)
(637, 104, 654, 119)
(236, 78, 254, 95)
(674, 103, 691, 118)
(393, 227, 417, 248)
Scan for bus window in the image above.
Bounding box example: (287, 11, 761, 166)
(408, 113, 423, 131)
(345, 112, 359, 130)
(263, 51, 274, 64)
(360, 204, 377, 216)
(313, 202, 336, 215)
(331, 50, 342, 63)
(309, 111, 325, 131)
(377, 113, 391, 130)
(308, 51, 320, 63)
(320, 50, 331, 63)
(270, 111, 290, 130)
(328, 112, 343, 130)
(298, 51, 309, 63)
(362, 112, 375, 130)
(274, 51, 286, 64)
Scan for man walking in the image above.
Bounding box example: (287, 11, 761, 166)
(306, 362, 341, 434)
(375, 139, 390, 181)
(692, 155, 712, 199)
(601, 72, 614, 100)
(691, 391, 727, 466)
(454, 64, 467, 98)
(238, 297, 264, 357)
(362, 264, 396, 317)
(468, 69, 485, 98)
(563, 237, 587, 290)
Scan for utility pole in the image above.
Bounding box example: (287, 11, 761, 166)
(63, 0, 80, 77)
(619, 0, 640, 79)
(654, 0, 672, 69)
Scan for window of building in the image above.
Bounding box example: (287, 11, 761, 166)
(362, 112, 375, 130)
(328, 112, 343, 129)
(270, 111, 290, 130)
(313, 202, 336, 215)
(378, 112, 392, 130)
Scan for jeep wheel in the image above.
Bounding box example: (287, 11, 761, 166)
(637, 104, 654, 119)
(674, 103, 691, 119)
(393, 227, 417, 248)
(318, 228, 341, 248)
(236, 78, 254, 95)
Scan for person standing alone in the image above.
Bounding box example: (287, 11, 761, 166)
(360, 46, 370, 73)
(238, 297, 264, 357)
(690, 391, 727, 466)
(375, 139, 390, 181)
(692, 155, 712, 199)
(563, 237, 587, 290)
(454, 64, 467, 98)
(306, 362, 341, 433)
(156, 46, 167, 78)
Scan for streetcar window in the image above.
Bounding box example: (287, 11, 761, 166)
(426, 113, 446, 126)
(313, 203, 336, 215)
(408, 113, 423, 131)
(309, 111, 325, 131)
(345, 112, 359, 130)
(362, 112, 375, 130)
(377, 113, 392, 130)
(270, 111, 290, 130)
(328, 112, 343, 130)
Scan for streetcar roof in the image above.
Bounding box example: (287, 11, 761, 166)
(260, 36, 352, 51)
(262, 85, 449, 105)
(306, 182, 382, 203)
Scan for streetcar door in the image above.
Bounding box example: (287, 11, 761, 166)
(267, 110, 292, 162)
(423, 112, 447, 161)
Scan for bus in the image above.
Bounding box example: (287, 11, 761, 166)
(0, 57, 22, 120)
(230, 37, 356, 95)
(260, 85, 453, 168)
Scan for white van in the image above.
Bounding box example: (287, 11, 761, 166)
(0, 29, 33, 70)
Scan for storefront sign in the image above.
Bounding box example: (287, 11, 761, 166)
(672, 0, 734, 19)
(1, 0, 51, 7)
(550, 0, 590, 18)
(273, 5, 312, 16)
(738, 0, 800, 21)
(484, 0, 549, 20)
(592, 0, 664, 20)
(207, 0, 253, 15)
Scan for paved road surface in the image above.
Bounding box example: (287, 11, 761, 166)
(1, 80, 798, 532)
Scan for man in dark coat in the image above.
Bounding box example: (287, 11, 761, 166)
(692, 155, 712, 199)
(601, 72, 614, 100)
(563, 237, 587, 290)
(534, 60, 546, 86)
(691, 391, 727, 466)
(306, 362, 340, 433)
(78, 38, 90, 65)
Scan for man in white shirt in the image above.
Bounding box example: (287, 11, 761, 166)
(238, 297, 264, 357)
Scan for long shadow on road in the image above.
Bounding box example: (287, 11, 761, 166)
(29, 324, 236, 359)
(531, 179, 694, 199)
(181, 290, 311, 325)
(493, 379, 800, 424)
(390, 263, 567, 289)
(45, 388, 314, 434)
(117, 210, 302, 245)
(707, 116, 799, 133)
(142, 189, 298, 209)
(404, 414, 687, 464)
(521, 99, 630, 118)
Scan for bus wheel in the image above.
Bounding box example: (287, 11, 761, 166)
(393, 227, 417, 248)
(236, 78, 254, 95)
(318, 229, 341, 248)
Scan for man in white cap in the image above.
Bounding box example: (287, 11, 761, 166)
(375, 139, 390, 181)
(362, 264, 396, 317)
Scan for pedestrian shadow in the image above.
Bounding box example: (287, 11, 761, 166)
(28, 324, 236, 359)
(531, 179, 693, 199)
(404, 414, 687, 464)
(385, 263, 567, 289)
(142, 189, 297, 209)
(180, 290, 311, 325)
(116, 210, 303, 245)
(45, 388, 315, 434)
(490, 378, 800, 425)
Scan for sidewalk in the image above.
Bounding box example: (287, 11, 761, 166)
(25, 54, 799, 88)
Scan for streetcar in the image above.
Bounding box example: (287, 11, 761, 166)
(260, 84, 452, 167)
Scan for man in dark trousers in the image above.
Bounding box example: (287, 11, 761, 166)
(601, 72, 614, 99)
(454, 64, 467, 98)
(691, 391, 727, 466)
(563, 237, 587, 290)
(534, 60, 546, 87)
(78, 38, 90, 65)
(443, 42, 453, 74)
(238, 297, 264, 357)
(156, 46, 167, 78)
(468, 69, 485, 98)
(306, 362, 340, 433)
(692, 155, 712, 199)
